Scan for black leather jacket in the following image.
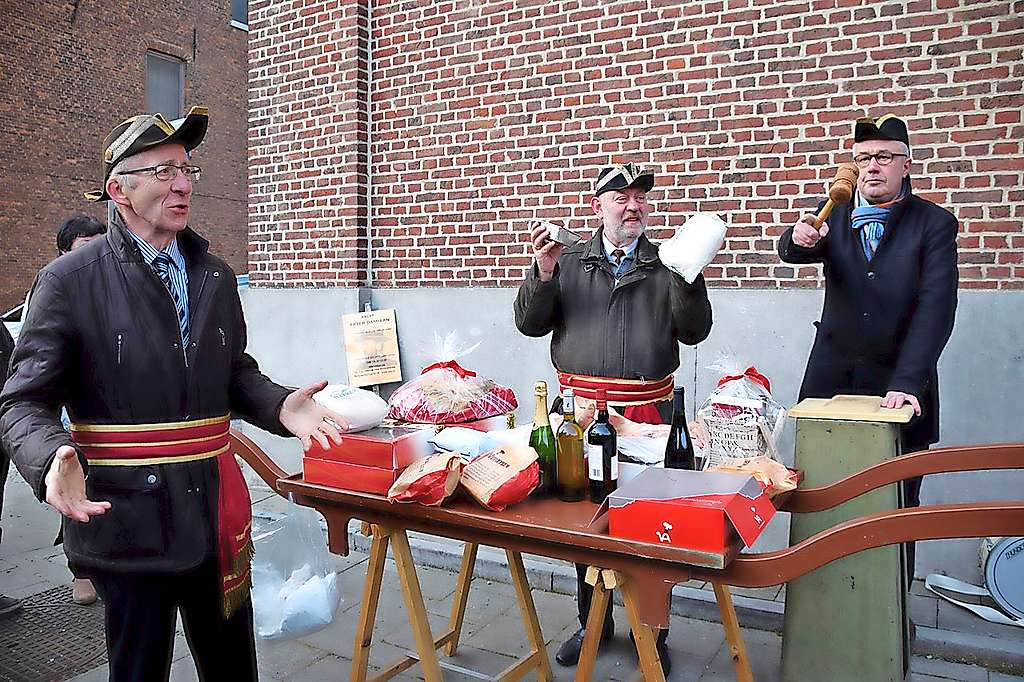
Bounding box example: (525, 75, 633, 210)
(0, 222, 291, 574)
(514, 230, 712, 381)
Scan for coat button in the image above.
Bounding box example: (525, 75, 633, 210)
(862, 312, 871, 321)
(867, 271, 876, 280)
(213, 270, 220, 278)
(172, 342, 179, 349)
(146, 474, 157, 485)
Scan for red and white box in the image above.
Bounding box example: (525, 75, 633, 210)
(603, 468, 776, 553)
(303, 425, 434, 494)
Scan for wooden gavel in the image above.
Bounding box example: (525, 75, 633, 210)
(813, 163, 859, 230)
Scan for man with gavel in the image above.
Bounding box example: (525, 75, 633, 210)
(778, 114, 959, 576)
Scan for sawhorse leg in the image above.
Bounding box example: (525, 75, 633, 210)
(349, 524, 444, 682)
(577, 568, 755, 682)
(714, 583, 753, 682)
(352, 530, 552, 682)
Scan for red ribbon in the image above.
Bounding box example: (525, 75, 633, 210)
(717, 366, 772, 393)
(421, 360, 477, 379)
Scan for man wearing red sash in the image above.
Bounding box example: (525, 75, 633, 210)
(0, 107, 348, 681)
(514, 163, 713, 674)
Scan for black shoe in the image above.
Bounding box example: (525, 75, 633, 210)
(0, 594, 23, 620)
(656, 638, 672, 676)
(629, 630, 672, 676)
(555, 623, 614, 667)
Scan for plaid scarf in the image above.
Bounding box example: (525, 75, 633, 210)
(851, 179, 909, 261)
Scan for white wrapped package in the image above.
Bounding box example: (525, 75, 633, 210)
(254, 563, 339, 641)
(659, 212, 728, 283)
(429, 427, 489, 458)
(312, 384, 388, 433)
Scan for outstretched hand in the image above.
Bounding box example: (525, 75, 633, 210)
(279, 380, 352, 451)
(45, 445, 111, 522)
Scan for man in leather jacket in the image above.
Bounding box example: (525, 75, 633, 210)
(514, 163, 713, 675)
(0, 107, 351, 681)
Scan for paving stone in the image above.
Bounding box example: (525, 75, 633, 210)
(699, 628, 781, 682)
(911, 656, 991, 682)
(910, 589, 940, 628)
(937, 598, 1024, 643)
(255, 639, 330, 680)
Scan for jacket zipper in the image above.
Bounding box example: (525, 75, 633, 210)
(116, 333, 123, 365)
(219, 327, 226, 347)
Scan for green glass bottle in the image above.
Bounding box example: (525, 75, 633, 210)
(528, 381, 557, 497)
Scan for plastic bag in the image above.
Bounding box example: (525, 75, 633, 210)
(312, 383, 388, 433)
(659, 213, 727, 283)
(251, 499, 341, 641)
(387, 332, 517, 424)
(696, 351, 787, 469)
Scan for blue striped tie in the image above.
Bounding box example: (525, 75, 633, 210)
(153, 252, 189, 347)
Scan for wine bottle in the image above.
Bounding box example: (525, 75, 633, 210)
(528, 381, 557, 497)
(587, 389, 618, 504)
(555, 389, 586, 502)
(664, 386, 698, 470)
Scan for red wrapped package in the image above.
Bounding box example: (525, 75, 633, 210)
(387, 453, 463, 506)
(387, 360, 518, 424)
(460, 445, 539, 512)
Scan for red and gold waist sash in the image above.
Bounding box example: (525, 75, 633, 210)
(70, 415, 251, 618)
(556, 372, 673, 406)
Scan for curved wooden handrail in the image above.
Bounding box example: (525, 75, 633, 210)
(780, 443, 1024, 513)
(230, 428, 290, 495)
(700, 501, 1024, 587)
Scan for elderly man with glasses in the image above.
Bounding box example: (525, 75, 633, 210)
(1, 106, 353, 681)
(778, 114, 959, 578)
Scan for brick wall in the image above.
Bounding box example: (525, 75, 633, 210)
(248, 0, 1024, 290)
(0, 1, 250, 310)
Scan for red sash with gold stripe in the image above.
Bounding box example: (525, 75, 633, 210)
(557, 372, 674, 406)
(70, 415, 252, 619)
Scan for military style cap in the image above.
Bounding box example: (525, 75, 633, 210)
(84, 105, 209, 202)
(854, 113, 910, 148)
(594, 163, 655, 196)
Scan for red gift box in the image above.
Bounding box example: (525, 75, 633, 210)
(303, 425, 434, 494)
(602, 468, 776, 553)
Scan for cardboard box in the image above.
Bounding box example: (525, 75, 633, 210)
(306, 425, 434, 469)
(303, 457, 401, 495)
(604, 468, 775, 552)
(303, 425, 435, 493)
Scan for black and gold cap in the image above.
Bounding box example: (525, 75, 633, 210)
(594, 163, 655, 196)
(854, 113, 910, 148)
(84, 105, 209, 202)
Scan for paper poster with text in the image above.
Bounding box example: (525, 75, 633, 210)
(341, 309, 403, 387)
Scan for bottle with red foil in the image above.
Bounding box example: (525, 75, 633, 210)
(586, 389, 618, 504)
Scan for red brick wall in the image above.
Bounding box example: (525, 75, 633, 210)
(248, 0, 1024, 290)
(248, 0, 370, 286)
(0, 1, 250, 310)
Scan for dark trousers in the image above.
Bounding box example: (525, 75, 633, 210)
(574, 563, 669, 645)
(0, 449, 8, 547)
(90, 558, 258, 682)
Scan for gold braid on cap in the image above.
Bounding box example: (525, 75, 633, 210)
(595, 163, 649, 193)
(104, 113, 176, 165)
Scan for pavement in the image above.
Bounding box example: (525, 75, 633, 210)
(2, 465, 1023, 682)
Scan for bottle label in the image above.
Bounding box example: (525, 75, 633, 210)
(588, 443, 603, 480)
(588, 444, 618, 480)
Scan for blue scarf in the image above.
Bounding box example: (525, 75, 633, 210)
(850, 179, 909, 261)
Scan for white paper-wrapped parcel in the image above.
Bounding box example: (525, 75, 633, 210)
(659, 212, 728, 283)
(312, 384, 388, 433)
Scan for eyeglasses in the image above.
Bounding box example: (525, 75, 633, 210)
(118, 164, 202, 183)
(852, 152, 908, 168)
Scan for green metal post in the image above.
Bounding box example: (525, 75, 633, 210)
(781, 402, 910, 682)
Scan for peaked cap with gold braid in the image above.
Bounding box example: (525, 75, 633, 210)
(854, 113, 910, 148)
(84, 105, 209, 202)
(594, 162, 655, 196)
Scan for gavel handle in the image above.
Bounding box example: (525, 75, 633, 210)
(813, 198, 836, 230)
